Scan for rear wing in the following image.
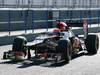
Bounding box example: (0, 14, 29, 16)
(66, 20, 88, 39)
(66, 21, 84, 27)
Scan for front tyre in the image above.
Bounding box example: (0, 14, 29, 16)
(57, 40, 72, 63)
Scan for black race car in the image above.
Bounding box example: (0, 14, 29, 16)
(3, 21, 99, 63)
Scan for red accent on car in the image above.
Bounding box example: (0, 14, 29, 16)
(14, 52, 25, 56)
(53, 29, 61, 32)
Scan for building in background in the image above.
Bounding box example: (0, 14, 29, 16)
(0, 0, 100, 8)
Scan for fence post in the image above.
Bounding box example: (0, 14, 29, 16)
(97, 4, 99, 27)
(24, 10, 28, 33)
(32, 10, 34, 32)
(46, 10, 49, 31)
(89, 0, 92, 27)
(2, 0, 5, 6)
(59, 10, 61, 20)
(8, 10, 11, 35)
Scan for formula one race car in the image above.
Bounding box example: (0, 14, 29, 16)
(3, 21, 99, 63)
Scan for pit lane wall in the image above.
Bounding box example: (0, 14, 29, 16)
(0, 27, 100, 46)
(0, 9, 100, 31)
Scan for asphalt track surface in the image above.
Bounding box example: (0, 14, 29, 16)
(0, 33, 100, 75)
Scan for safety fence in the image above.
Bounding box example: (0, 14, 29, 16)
(0, 0, 100, 35)
(0, 9, 100, 35)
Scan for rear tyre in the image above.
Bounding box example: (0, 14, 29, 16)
(85, 35, 99, 54)
(57, 40, 72, 63)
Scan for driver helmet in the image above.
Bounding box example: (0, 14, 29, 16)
(56, 21, 69, 30)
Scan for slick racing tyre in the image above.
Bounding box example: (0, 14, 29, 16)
(57, 40, 72, 63)
(85, 35, 99, 54)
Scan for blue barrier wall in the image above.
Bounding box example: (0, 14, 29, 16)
(0, 9, 100, 31)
